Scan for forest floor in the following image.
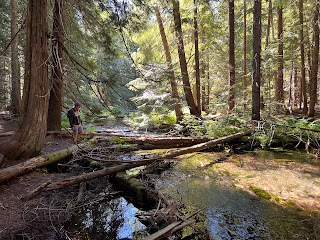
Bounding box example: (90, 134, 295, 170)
(0, 116, 320, 239)
(0, 118, 76, 239)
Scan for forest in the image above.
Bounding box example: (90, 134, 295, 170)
(0, 0, 319, 239)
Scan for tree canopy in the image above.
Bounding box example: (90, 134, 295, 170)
(0, 0, 320, 158)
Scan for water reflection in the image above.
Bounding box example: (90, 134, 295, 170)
(70, 197, 147, 239)
(208, 209, 270, 240)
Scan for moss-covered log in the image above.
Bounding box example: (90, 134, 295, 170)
(0, 143, 85, 184)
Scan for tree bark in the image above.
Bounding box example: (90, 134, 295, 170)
(243, 0, 247, 110)
(265, 0, 273, 48)
(206, 56, 210, 108)
(0, 0, 49, 160)
(155, 6, 183, 122)
(299, 0, 308, 114)
(308, 2, 320, 117)
(228, 0, 235, 112)
(275, 5, 284, 104)
(194, 0, 201, 115)
(172, 0, 199, 117)
(0, 144, 84, 184)
(252, 0, 261, 120)
(201, 63, 207, 112)
(288, 60, 296, 111)
(10, 0, 21, 115)
(47, 0, 65, 131)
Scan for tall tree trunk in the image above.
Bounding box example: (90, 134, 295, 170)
(201, 60, 207, 112)
(201, 84, 206, 111)
(270, 0, 275, 40)
(243, 0, 247, 110)
(266, 0, 273, 48)
(293, 67, 298, 107)
(288, 59, 296, 111)
(47, 0, 64, 131)
(266, 0, 274, 113)
(308, 2, 320, 117)
(172, 0, 199, 117)
(206, 56, 210, 109)
(228, 0, 235, 112)
(155, 6, 183, 122)
(252, 0, 261, 121)
(10, 0, 21, 115)
(306, 27, 312, 83)
(275, 5, 284, 105)
(194, 0, 201, 115)
(299, 0, 308, 114)
(0, 0, 49, 160)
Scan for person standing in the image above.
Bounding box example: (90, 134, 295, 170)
(67, 102, 84, 143)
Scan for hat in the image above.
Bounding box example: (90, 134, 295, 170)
(74, 102, 81, 106)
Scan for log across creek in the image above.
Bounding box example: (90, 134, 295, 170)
(0, 130, 252, 188)
(45, 130, 252, 191)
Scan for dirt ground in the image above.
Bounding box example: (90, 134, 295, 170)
(0, 118, 79, 239)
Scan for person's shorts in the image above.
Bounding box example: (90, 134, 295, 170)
(73, 125, 84, 134)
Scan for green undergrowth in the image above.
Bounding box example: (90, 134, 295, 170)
(253, 117, 320, 149)
(179, 115, 248, 137)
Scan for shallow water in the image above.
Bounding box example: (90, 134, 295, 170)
(155, 150, 320, 240)
(67, 149, 320, 239)
(67, 197, 147, 240)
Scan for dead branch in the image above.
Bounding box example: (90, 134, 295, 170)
(77, 182, 86, 203)
(20, 180, 52, 201)
(144, 221, 182, 240)
(172, 220, 196, 233)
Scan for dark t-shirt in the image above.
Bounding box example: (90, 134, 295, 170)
(68, 108, 81, 127)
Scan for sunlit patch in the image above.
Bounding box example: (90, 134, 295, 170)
(155, 149, 320, 239)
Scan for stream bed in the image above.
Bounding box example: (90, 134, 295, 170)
(67, 148, 320, 239)
(155, 149, 320, 239)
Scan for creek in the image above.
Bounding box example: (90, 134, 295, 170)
(66, 145, 320, 239)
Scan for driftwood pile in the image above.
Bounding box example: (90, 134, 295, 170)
(0, 130, 252, 239)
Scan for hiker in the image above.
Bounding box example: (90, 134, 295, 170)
(68, 102, 84, 143)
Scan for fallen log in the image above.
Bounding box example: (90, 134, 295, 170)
(47, 131, 212, 148)
(44, 130, 251, 191)
(97, 135, 211, 149)
(143, 130, 252, 161)
(45, 161, 147, 190)
(144, 221, 182, 240)
(0, 143, 86, 184)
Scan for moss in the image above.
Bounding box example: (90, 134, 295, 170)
(109, 137, 131, 144)
(249, 185, 272, 199)
(114, 172, 157, 207)
(116, 144, 134, 149)
(175, 153, 216, 172)
(282, 201, 304, 212)
(244, 174, 256, 178)
(89, 160, 103, 169)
